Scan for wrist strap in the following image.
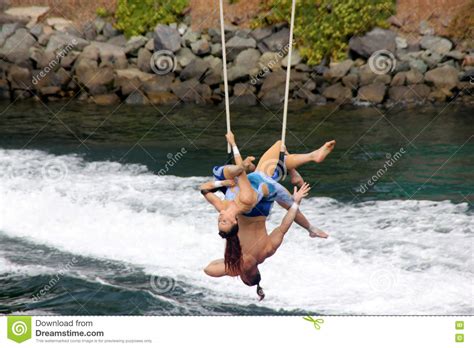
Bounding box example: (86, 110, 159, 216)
(232, 145, 240, 156)
(213, 180, 223, 188)
(290, 202, 299, 211)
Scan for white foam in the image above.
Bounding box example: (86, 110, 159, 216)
(0, 149, 472, 314)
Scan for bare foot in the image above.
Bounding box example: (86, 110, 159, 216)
(311, 140, 336, 163)
(289, 169, 304, 187)
(308, 226, 329, 239)
(243, 156, 256, 173)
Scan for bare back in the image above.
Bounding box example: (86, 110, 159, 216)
(237, 215, 273, 265)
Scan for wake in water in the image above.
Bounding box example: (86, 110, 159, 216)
(0, 149, 472, 315)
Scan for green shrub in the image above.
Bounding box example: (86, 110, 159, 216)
(96, 7, 109, 18)
(253, 0, 395, 64)
(115, 0, 188, 37)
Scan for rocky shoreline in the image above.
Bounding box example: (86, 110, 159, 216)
(0, 6, 473, 107)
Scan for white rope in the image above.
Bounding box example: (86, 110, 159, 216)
(281, 0, 297, 148)
(219, 0, 231, 154)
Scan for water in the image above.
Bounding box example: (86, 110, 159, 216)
(0, 101, 473, 315)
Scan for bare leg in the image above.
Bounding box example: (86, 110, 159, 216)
(285, 140, 336, 170)
(204, 259, 228, 277)
(256, 140, 283, 176)
(223, 165, 244, 179)
(277, 201, 329, 239)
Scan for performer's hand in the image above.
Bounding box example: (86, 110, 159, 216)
(226, 131, 236, 146)
(293, 182, 310, 203)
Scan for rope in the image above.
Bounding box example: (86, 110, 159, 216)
(219, 0, 231, 154)
(281, 0, 297, 150)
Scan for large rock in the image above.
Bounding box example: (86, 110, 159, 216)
(388, 84, 431, 103)
(424, 65, 459, 90)
(137, 48, 152, 72)
(46, 17, 74, 31)
(180, 58, 210, 81)
(125, 35, 148, 55)
(29, 48, 56, 69)
(153, 25, 181, 53)
(262, 28, 290, 51)
(177, 47, 197, 67)
(7, 65, 32, 89)
(5, 6, 49, 28)
(349, 28, 396, 58)
(259, 70, 286, 94)
(115, 68, 154, 82)
(324, 59, 354, 81)
(0, 22, 22, 46)
(281, 50, 302, 68)
(171, 79, 211, 104)
(258, 52, 282, 71)
(420, 36, 453, 56)
(0, 28, 36, 64)
(90, 41, 128, 69)
(234, 48, 261, 73)
(259, 88, 285, 105)
(405, 69, 424, 85)
(322, 83, 352, 102)
(147, 91, 179, 105)
(250, 27, 272, 41)
(46, 33, 89, 52)
(142, 75, 174, 94)
(77, 65, 115, 95)
(357, 82, 386, 103)
(225, 36, 257, 60)
(227, 65, 249, 82)
(231, 83, 257, 106)
(190, 39, 210, 55)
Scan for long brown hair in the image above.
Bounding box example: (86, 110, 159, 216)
(219, 224, 242, 275)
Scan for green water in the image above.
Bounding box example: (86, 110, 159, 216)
(0, 100, 472, 203)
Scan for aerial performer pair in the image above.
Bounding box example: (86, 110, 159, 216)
(198, 0, 336, 300)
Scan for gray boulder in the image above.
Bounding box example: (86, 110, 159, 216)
(190, 39, 210, 55)
(0, 28, 36, 64)
(424, 65, 459, 90)
(125, 35, 148, 55)
(324, 59, 354, 81)
(349, 28, 396, 58)
(262, 28, 290, 52)
(154, 25, 181, 53)
(177, 47, 197, 67)
(322, 83, 352, 102)
(420, 36, 453, 56)
(46, 33, 89, 52)
(235, 48, 261, 71)
(281, 50, 302, 68)
(137, 48, 152, 72)
(90, 41, 128, 69)
(388, 84, 430, 103)
(172, 79, 211, 104)
(7, 65, 32, 89)
(250, 27, 272, 41)
(357, 82, 386, 103)
(180, 58, 210, 81)
(226, 36, 257, 60)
